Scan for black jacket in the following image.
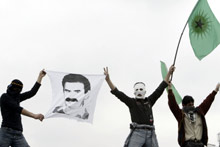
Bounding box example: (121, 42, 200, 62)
(111, 81, 167, 125)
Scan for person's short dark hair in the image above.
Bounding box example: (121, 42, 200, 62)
(133, 82, 145, 88)
(62, 74, 91, 94)
(182, 95, 194, 106)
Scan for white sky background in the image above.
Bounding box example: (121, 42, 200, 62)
(0, 0, 220, 146)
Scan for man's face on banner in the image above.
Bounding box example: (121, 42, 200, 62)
(63, 82, 86, 108)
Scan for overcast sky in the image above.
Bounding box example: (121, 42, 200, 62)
(1, 0, 220, 146)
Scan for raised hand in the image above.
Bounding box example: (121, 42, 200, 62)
(37, 69, 46, 84)
(165, 65, 175, 84)
(103, 67, 115, 90)
(215, 83, 220, 92)
(104, 67, 110, 81)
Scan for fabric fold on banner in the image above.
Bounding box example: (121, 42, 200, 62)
(160, 61, 182, 104)
(45, 70, 105, 123)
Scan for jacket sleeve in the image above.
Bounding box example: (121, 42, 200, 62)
(1, 94, 23, 113)
(168, 89, 183, 123)
(111, 88, 133, 107)
(198, 90, 217, 115)
(148, 81, 168, 106)
(20, 82, 41, 102)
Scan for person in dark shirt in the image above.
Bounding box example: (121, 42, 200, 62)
(104, 66, 175, 147)
(0, 70, 46, 147)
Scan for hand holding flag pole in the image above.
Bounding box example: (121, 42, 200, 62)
(160, 61, 182, 104)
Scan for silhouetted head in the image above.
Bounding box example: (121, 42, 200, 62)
(7, 79, 23, 96)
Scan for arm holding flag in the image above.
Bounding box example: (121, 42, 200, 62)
(37, 69, 46, 84)
(164, 65, 175, 84)
(148, 65, 175, 106)
(161, 61, 182, 104)
(20, 70, 46, 121)
(20, 70, 46, 101)
(167, 83, 183, 123)
(21, 108, 44, 121)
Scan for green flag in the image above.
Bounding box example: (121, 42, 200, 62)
(188, 0, 220, 60)
(160, 61, 182, 104)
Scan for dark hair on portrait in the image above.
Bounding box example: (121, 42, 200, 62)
(62, 74, 91, 93)
(133, 82, 145, 88)
(182, 95, 194, 106)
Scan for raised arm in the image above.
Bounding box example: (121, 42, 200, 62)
(104, 67, 133, 107)
(21, 108, 44, 121)
(164, 65, 175, 84)
(198, 83, 220, 115)
(167, 83, 183, 122)
(104, 67, 116, 90)
(148, 65, 175, 105)
(20, 69, 46, 101)
(37, 69, 46, 84)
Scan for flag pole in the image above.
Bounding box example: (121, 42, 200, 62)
(172, 22, 188, 67)
(170, 21, 188, 81)
(170, 0, 200, 81)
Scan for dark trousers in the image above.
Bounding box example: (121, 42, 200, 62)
(183, 140, 204, 147)
(0, 127, 30, 147)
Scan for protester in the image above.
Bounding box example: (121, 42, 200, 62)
(167, 82, 220, 147)
(0, 70, 46, 147)
(104, 65, 175, 147)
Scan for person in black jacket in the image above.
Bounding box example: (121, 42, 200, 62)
(0, 70, 46, 147)
(104, 66, 174, 147)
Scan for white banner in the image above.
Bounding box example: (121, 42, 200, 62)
(45, 70, 105, 123)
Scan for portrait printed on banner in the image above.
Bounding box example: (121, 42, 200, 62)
(52, 74, 91, 120)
